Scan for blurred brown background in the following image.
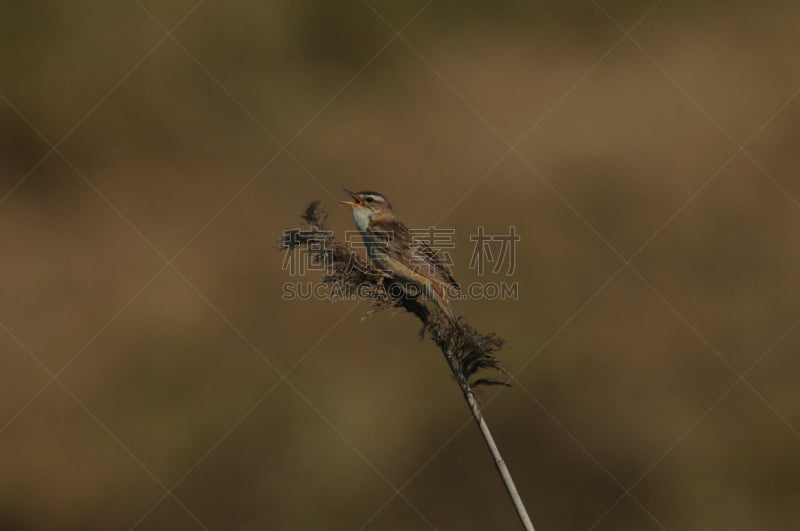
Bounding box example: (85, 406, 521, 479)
(2, 1, 800, 530)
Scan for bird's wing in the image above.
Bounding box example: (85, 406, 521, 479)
(370, 220, 459, 289)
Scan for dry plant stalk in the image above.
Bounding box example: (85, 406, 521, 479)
(280, 201, 535, 531)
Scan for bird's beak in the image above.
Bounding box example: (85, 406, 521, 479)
(340, 188, 361, 207)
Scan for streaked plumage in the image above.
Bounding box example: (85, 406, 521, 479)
(341, 189, 460, 326)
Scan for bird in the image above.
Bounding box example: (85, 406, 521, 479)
(340, 189, 461, 327)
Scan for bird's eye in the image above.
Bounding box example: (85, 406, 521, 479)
(365, 196, 374, 203)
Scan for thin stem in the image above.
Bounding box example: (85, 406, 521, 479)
(443, 349, 535, 531)
(282, 205, 533, 528)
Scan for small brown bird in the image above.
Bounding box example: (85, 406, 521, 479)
(341, 189, 460, 327)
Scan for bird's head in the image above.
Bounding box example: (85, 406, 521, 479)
(341, 189, 394, 227)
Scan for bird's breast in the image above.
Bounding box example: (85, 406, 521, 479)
(350, 207, 372, 233)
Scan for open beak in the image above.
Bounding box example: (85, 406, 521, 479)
(340, 188, 361, 207)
